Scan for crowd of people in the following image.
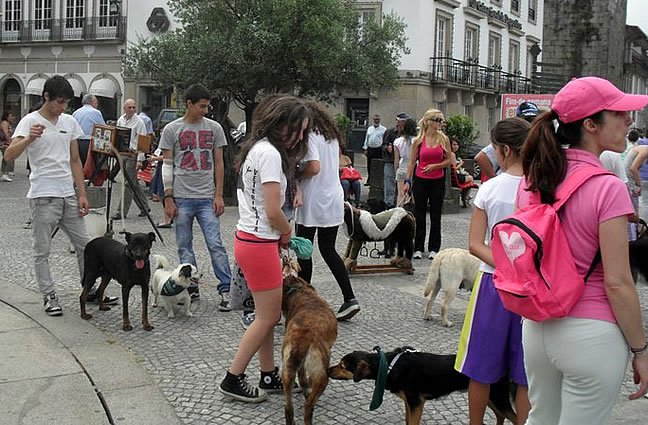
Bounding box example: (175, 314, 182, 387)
(2, 74, 647, 422)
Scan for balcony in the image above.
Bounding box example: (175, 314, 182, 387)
(429, 56, 534, 93)
(0, 17, 126, 44)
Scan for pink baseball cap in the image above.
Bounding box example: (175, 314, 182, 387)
(552, 76, 648, 123)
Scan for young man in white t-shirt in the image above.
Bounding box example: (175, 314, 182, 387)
(5, 75, 100, 316)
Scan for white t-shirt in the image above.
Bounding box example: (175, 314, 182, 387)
(236, 139, 286, 239)
(472, 172, 523, 273)
(480, 144, 501, 175)
(393, 136, 413, 171)
(13, 111, 83, 199)
(298, 132, 344, 227)
(600, 151, 627, 183)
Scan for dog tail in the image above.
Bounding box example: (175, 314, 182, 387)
(153, 254, 170, 270)
(423, 254, 442, 297)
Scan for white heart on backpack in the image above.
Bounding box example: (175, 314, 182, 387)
(499, 231, 526, 263)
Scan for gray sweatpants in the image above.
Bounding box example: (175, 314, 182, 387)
(31, 196, 89, 296)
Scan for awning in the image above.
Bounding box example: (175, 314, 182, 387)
(67, 78, 85, 97)
(25, 77, 47, 96)
(89, 78, 118, 98)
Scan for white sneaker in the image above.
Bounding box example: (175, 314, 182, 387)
(413, 251, 422, 259)
(0, 174, 12, 182)
(428, 251, 437, 259)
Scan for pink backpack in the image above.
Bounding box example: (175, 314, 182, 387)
(491, 165, 612, 321)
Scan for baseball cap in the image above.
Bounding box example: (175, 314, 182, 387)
(552, 76, 648, 124)
(396, 112, 411, 121)
(515, 102, 539, 118)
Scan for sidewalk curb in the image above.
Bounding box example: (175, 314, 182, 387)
(0, 281, 182, 425)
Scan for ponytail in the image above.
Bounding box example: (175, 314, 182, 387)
(522, 110, 604, 204)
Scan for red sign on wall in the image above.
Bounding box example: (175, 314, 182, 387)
(501, 94, 555, 120)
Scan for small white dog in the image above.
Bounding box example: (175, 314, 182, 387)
(422, 248, 481, 327)
(151, 255, 200, 318)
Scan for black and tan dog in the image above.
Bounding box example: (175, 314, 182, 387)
(328, 347, 516, 425)
(80, 232, 156, 331)
(343, 202, 415, 273)
(629, 218, 648, 283)
(281, 256, 337, 425)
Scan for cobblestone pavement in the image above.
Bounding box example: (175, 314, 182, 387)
(1, 159, 646, 424)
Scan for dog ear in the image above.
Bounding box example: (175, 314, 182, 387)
(353, 360, 370, 382)
(124, 232, 132, 242)
(180, 265, 192, 277)
(148, 232, 156, 243)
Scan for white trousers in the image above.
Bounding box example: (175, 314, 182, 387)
(523, 317, 629, 425)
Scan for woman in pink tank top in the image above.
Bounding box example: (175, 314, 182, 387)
(403, 109, 453, 259)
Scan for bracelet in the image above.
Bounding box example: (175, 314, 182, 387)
(162, 195, 174, 205)
(631, 342, 648, 355)
(404, 179, 411, 185)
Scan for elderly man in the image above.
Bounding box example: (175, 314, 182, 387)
(363, 114, 386, 186)
(112, 99, 150, 220)
(72, 94, 105, 166)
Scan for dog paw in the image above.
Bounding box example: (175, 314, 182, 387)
(443, 320, 454, 327)
(80, 313, 93, 320)
(152, 303, 158, 308)
(123, 323, 133, 331)
(186, 312, 193, 317)
(167, 313, 175, 318)
(143, 323, 154, 331)
(98, 305, 111, 311)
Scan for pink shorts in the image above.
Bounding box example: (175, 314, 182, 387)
(234, 231, 282, 292)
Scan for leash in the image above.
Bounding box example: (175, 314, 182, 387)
(369, 346, 418, 411)
(369, 346, 389, 411)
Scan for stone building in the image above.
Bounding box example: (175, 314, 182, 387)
(624, 25, 648, 130)
(338, 0, 544, 149)
(0, 0, 176, 121)
(538, 0, 627, 92)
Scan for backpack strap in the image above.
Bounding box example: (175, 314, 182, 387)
(584, 250, 601, 282)
(553, 165, 614, 211)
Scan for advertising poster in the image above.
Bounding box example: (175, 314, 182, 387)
(501, 94, 555, 120)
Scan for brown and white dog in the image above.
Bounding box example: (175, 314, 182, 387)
(281, 254, 338, 425)
(342, 202, 415, 273)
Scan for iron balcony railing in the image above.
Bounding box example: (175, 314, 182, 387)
(0, 16, 126, 43)
(429, 56, 534, 93)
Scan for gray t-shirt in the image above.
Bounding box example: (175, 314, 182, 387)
(159, 117, 227, 198)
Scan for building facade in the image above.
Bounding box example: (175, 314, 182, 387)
(624, 25, 648, 131)
(341, 0, 544, 149)
(0, 0, 176, 121)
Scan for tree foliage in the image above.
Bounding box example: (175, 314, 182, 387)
(444, 114, 480, 157)
(125, 0, 409, 120)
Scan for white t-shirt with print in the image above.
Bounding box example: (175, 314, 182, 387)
(13, 111, 84, 199)
(472, 172, 523, 273)
(236, 139, 286, 239)
(298, 132, 344, 227)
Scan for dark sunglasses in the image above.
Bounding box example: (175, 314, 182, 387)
(429, 117, 445, 124)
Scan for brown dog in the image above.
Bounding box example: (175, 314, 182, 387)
(281, 258, 337, 425)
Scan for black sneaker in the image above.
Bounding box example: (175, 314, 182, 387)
(218, 292, 231, 312)
(220, 372, 267, 403)
(44, 293, 63, 316)
(87, 292, 119, 306)
(259, 367, 283, 394)
(259, 367, 300, 394)
(188, 285, 200, 302)
(336, 299, 360, 321)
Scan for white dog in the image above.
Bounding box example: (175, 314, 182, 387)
(151, 255, 200, 318)
(422, 248, 481, 327)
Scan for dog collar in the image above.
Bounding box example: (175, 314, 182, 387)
(161, 277, 185, 296)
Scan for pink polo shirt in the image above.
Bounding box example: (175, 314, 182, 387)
(517, 149, 633, 323)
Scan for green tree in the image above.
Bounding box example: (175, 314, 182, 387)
(125, 0, 408, 124)
(444, 115, 480, 157)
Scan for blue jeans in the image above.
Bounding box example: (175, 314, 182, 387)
(174, 198, 231, 294)
(383, 162, 396, 206)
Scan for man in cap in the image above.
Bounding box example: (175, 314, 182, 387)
(381, 112, 410, 207)
(515, 101, 540, 123)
